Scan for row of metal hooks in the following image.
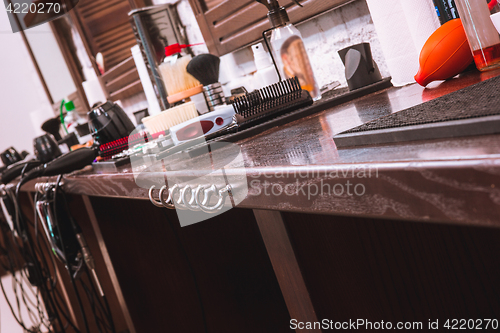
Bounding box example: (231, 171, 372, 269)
(148, 184, 232, 213)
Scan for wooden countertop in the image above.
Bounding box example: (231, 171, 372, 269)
(30, 68, 500, 227)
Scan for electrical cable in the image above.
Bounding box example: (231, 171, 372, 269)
(21, 212, 64, 333)
(2, 147, 104, 332)
(2, 220, 45, 333)
(80, 280, 104, 333)
(81, 268, 115, 333)
(58, 189, 116, 333)
(33, 197, 59, 292)
(0, 221, 39, 333)
(0, 258, 32, 331)
(32, 192, 82, 333)
(6, 178, 65, 332)
(54, 175, 90, 333)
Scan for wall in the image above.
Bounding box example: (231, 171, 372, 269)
(299, 0, 389, 88)
(0, 10, 60, 157)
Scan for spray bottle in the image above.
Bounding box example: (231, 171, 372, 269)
(256, 0, 321, 100)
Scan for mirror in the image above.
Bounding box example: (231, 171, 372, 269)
(24, 21, 76, 104)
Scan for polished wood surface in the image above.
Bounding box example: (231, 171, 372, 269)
(35, 67, 500, 227)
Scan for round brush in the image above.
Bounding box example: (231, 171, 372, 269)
(186, 54, 225, 112)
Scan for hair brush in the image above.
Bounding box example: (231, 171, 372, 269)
(187, 54, 225, 112)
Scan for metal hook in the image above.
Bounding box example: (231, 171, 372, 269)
(196, 184, 232, 213)
(148, 185, 164, 208)
(195, 185, 218, 213)
(170, 184, 188, 210)
(159, 185, 175, 209)
(181, 185, 201, 211)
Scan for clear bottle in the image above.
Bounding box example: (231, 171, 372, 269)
(63, 100, 79, 134)
(454, 0, 500, 71)
(63, 100, 91, 144)
(257, 0, 321, 100)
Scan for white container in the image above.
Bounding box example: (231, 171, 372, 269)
(131, 45, 162, 116)
(251, 43, 279, 89)
(491, 12, 500, 34)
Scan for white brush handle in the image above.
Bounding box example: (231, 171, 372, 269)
(170, 105, 235, 145)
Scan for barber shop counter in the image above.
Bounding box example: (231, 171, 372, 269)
(12, 68, 500, 333)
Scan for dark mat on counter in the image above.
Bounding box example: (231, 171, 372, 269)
(334, 74, 500, 147)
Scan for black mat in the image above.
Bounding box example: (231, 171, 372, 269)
(334, 75, 500, 147)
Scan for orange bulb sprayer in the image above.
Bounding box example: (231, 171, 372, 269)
(415, 19, 473, 87)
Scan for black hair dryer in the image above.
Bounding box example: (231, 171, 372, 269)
(88, 101, 135, 146)
(338, 43, 382, 91)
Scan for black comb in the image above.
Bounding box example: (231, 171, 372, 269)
(232, 77, 313, 129)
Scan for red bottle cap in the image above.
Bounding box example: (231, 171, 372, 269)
(165, 43, 204, 56)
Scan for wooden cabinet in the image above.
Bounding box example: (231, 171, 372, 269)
(47, 0, 153, 105)
(73, 0, 139, 70)
(188, 0, 354, 56)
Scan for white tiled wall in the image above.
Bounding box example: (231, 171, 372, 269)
(298, 0, 390, 88)
(154, 0, 390, 88)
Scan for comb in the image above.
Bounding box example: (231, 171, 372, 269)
(232, 77, 313, 129)
(98, 131, 165, 159)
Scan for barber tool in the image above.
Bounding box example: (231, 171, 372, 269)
(160, 43, 204, 104)
(34, 134, 62, 163)
(187, 54, 225, 111)
(1, 147, 23, 166)
(231, 76, 312, 129)
(88, 101, 136, 146)
(36, 190, 80, 265)
(1, 134, 61, 185)
(1, 159, 42, 185)
(141, 102, 199, 135)
(23, 148, 97, 182)
(170, 105, 236, 145)
(157, 77, 313, 157)
(41, 117, 63, 141)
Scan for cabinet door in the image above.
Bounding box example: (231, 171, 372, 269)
(74, 0, 138, 70)
(188, 0, 353, 56)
